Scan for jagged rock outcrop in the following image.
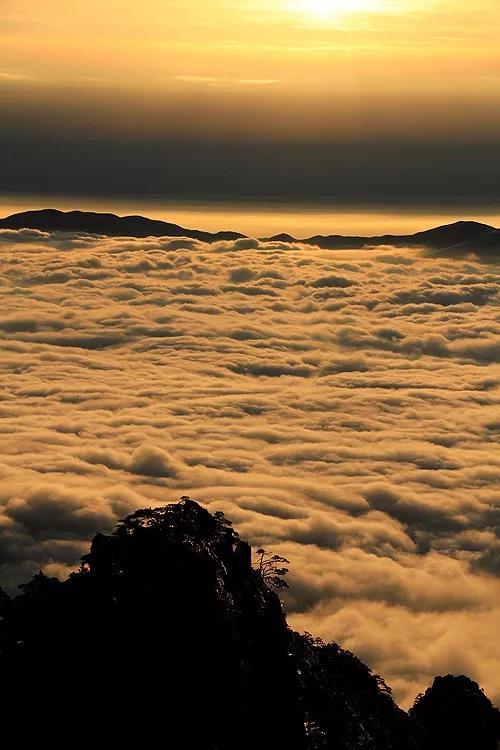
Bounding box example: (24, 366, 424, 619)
(0, 499, 498, 750)
(1, 500, 303, 749)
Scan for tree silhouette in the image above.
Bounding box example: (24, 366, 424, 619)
(255, 548, 290, 589)
(17, 570, 61, 597)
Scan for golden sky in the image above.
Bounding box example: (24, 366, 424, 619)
(2, 1, 500, 200)
(2, 0, 500, 98)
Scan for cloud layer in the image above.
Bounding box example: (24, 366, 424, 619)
(0, 228, 499, 707)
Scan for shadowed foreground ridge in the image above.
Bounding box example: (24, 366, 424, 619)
(0, 499, 499, 749)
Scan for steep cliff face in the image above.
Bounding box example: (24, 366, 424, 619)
(0, 499, 498, 750)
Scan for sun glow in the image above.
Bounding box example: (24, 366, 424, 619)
(291, 0, 389, 20)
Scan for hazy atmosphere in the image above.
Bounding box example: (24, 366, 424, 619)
(2, 0, 500, 204)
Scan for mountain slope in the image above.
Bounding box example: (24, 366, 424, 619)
(1, 499, 499, 749)
(0, 500, 304, 750)
(0, 208, 245, 242)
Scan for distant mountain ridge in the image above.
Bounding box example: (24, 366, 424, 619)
(265, 220, 500, 254)
(0, 208, 245, 243)
(1, 209, 499, 253)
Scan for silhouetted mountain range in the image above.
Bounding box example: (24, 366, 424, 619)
(1, 499, 498, 749)
(1, 209, 500, 253)
(266, 220, 500, 254)
(0, 209, 245, 242)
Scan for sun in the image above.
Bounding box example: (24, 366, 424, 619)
(291, 0, 388, 20)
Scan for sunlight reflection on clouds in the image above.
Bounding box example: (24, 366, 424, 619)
(0, 229, 499, 706)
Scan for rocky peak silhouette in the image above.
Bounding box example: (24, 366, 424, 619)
(0, 499, 498, 749)
(410, 675, 500, 750)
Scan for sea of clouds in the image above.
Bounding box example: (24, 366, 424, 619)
(0, 227, 499, 706)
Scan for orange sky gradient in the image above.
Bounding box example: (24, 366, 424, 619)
(2, 0, 500, 141)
